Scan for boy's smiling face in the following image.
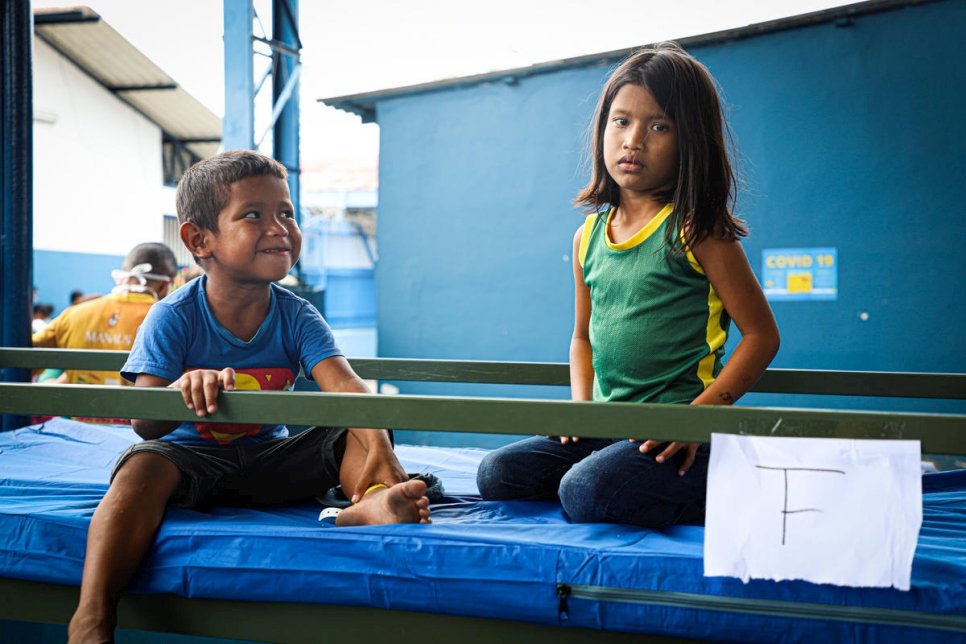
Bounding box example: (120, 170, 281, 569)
(201, 175, 301, 286)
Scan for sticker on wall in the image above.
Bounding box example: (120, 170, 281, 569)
(761, 247, 837, 301)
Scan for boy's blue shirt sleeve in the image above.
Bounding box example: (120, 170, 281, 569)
(294, 298, 342, 377)
(121, 300, 188, 383)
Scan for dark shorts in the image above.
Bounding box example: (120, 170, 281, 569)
(112, 426, 349, 508)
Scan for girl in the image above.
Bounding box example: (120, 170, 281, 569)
(476, 43, 780, 528)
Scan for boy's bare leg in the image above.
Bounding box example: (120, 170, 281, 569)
(336, 432, 431, 526)
(68, 453, 181, 644)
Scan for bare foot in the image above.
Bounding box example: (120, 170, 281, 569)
(336, 479, 432, 526)
(68, 608, 115, 644)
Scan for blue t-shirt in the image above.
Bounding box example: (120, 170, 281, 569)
(122, 275, 341, 445)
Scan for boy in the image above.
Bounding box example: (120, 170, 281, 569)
(68, 150, 430, 644)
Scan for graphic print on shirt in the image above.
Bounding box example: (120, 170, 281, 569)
(191, 367, 295, 444)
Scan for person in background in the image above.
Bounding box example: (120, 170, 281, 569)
(69, 290, 103, 305)
(31, 303, 55, 334)
(32, 242, 178, 386)
(169, 264, 204, 292)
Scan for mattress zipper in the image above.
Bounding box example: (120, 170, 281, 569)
(555, 583, 966, 634)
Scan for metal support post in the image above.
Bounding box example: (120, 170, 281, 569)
(0, 0, 33, 430)
(272, 0, 301, 225)
(223, 0, 255, 150)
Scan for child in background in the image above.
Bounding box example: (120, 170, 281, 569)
(69, 290, 102, 305)
(68, 150, 430, 643)
(30, 303, 54, 334)
(477, 43, 780, 528)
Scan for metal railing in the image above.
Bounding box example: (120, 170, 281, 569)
(2, 349, 964, 454)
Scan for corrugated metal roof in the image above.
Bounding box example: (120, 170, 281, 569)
(34, 6, 221, 160)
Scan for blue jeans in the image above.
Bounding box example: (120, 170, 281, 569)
(476, 436, 710, 528)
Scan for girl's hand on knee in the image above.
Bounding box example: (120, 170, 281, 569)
(543, 435, 581, 444)
(675, 443, 699, 476)
(639, 440, 699, 476)
(170, 368, 235, 416)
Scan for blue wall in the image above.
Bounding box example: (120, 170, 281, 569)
(371, 0, 966, 433)
(377, 64, 592, 362)
(323, 268, 376, 328)
(299, 217, 377, 329)
(33, 249, 125, 316)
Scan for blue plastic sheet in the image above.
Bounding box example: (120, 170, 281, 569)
(1, 419, 964, 641)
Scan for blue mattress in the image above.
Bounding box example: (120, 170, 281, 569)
(1, 418, 964, 642)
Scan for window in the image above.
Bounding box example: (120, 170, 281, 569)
(162, 134, 202, 187)
(163, 215, 194, 267)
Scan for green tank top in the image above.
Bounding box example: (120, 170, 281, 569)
(579, 204, 730, 404)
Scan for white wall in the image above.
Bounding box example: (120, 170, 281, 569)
(32, 37, 172, 256)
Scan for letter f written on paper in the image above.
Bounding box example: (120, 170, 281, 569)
(703, 434, 922, 590)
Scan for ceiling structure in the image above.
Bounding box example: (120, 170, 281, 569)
(34, 5, 221, 161)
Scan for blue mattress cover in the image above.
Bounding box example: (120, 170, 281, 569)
(1, 418, 964, 642)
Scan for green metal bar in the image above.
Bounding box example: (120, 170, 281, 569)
(755, 369, 966, 399)
(562, 584, 966, 634)
(2, 348, 966, 398)
(1, 383, 963, 454)
(350, 357, 571, 385)
(0, 578, 676, 644)
(0, 347, 128, 370)
(0, 349, 571, 384)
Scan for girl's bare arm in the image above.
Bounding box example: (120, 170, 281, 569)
(570, 225, 595, 403)
(639, 235, 779, 474)
(563, 225, 595, 445)
(690, 236, 780, 407)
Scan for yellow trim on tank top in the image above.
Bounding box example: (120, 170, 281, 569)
(680, 228, 705, 275)
(579, 203, 676, 266)
(679, 219, 724, 389)
(578, 214, 596, 267)
(605, 202, 675, 251)
(696, 283, 727, 389)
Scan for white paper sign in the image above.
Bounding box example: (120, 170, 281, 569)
(704, 434, 922, 590)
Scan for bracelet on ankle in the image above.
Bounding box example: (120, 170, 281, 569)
(363, 483, 388, 496)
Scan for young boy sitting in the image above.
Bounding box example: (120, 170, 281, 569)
(68, 150, 430, 644)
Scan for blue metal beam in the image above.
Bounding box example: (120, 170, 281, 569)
(273, 0, 301, 225)
(223, 0, 254, 150)
(0, 0, 33, 430)
(223, 0, 301, 225)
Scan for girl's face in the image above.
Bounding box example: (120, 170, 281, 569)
(603, 83, 678, 201)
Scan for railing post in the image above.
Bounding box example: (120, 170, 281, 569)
(0, 0, 34, 430)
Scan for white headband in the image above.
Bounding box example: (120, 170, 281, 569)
(111, 262, 173, 299)
(111, 263, 173, 286)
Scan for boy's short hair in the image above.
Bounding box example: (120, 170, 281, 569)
(176, 149, 288, 232)
(123, 242, 178, 280)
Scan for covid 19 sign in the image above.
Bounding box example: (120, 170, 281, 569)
(761, 247, 837, 301)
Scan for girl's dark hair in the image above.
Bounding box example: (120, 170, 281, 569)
(176, 149, 288, 232)
(575, 42, 746, 250)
